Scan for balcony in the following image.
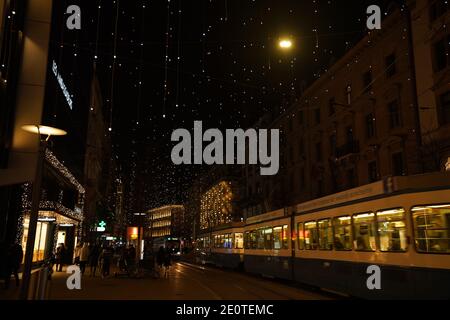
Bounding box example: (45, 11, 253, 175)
(336, 141, 360, 159)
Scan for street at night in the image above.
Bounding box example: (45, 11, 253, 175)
(1, 0, 450, 312)
(45, 262, 331, 300)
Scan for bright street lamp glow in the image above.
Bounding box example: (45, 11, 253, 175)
(279, 39, 293, 49)
(22, 125, 67, 137)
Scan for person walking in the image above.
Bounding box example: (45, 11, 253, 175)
(79, 243, 90, 275)
(89, 244, 100, 277)
(55, 243, 65, 272)
(73, 242, 82, 265)
(100, 246, 113, 279)
(163, 248, 172, 278)
(156, 246, 165, 278)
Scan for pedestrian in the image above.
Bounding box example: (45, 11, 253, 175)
(89, 244, 100, 277)
(74, 242, 82, 265)
(79, 243, 90, 275)
(55, 243, 65, 272)
(163, 249, 172, 278)
(156, 246, 165, 278)
(100, 246, 112, 279)
(4, 243, 23, 289)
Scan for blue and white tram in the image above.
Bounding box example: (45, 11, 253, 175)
(243, 209, 292, 279)
(292, 173, 450, 299)
(196, 223, 245, 269)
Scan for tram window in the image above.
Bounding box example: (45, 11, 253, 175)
(413, 204, 450, 254)
(333, 216, 352, 251)
(318, 219, 333, 250)
(224, 234, 232, 249)
(250, 230, 257, 249)
(297, 223, 305, 250)
(234, 233, 244, 249)
(273, 227, 283, 250)
(264, 228, 273, 249)
(304, 221, 319, 250)
(244, 232, 250, 249)
(282, 225, 289, 249)
(256, 229, 265, 249)
(377, 208, 408, 252)
(353, 213, 377, 251)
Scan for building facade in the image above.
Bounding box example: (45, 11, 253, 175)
(146, 205, 185, 239)
(411, 0, 450, 172)
(241, 5, 427, 217)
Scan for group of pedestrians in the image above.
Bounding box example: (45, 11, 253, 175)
(1, 243, 23, 290)
(72, 242, 113, 278)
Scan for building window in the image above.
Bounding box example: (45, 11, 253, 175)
(430, 1, 449, 22)
(392, 152, 405, 176)
(329, 134, 337, 157)
(299, 167, 305, 188)
(363, 70, 373, 92)
(316, 142, 322, 162)
(366, 113, 376, 138)
(314, 108, 321, 125)
(368, 161, 378, 182)
(388, 100, 401, 129)
(439, 90, 450, 125)
(345, 84, 352, 105)
(385, 53, 397, 78)
(346, 126, 354, 144)
(298, 138, 305, 157)
(298, 110, 304, 125)
(433, 36, 450, 72)
(347, 168, 356, 188)
(329, 97, 336, 116)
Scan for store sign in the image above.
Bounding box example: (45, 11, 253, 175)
(38, 217, 56, 222)
(96, 221, 106, 232)
(52, 60, 73, 110)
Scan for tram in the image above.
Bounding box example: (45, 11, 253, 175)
(197, 172, 450, 299)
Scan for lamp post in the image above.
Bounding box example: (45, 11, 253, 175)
(19, 125, 67, 300)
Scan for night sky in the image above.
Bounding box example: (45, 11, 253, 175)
(45, 0, 391, 214)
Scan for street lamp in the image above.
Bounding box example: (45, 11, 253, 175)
(20, 125, 67, 300)
(278, 38, 293, 50)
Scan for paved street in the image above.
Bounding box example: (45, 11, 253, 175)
(48, 262, 333, 300)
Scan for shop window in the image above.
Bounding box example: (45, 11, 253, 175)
(413, 204, 450, 254)
(304, 221, 318, 250)
(333, 216, 352, 251)
(318, 219, 333, 250)
(297, 223, 305, 250)
(353, 213, 377, 251)
(377, 208, 408, 252)
(22, 219, 50, 262)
